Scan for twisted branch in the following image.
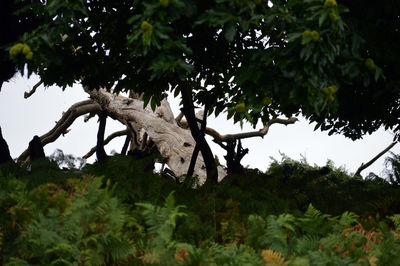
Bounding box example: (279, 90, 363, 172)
(180, 117, 298, 142)
(354, 141, 398, 176)
(18, 100, 101, 163)
(24, 80, 43, 99)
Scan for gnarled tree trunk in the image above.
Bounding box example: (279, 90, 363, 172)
(19, 86, 298, 184)
(86, 88, 227, 184)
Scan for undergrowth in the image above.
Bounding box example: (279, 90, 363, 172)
(1, 154, 400, 265)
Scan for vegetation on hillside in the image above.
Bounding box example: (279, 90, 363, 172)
(1, 153, 400, 265)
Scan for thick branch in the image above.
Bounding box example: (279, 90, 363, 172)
(180, 85, 218, 184)
(18, 100, 101, 164)
(354, 141, 398, 176)
(187, 103, 210, 177)
(96, 110, 108, 162)
(24, 80, 43, 99)
(83, 129, 128, 159)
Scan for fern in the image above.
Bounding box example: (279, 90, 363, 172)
(246, 214, 268, 250)
(298, 204, 333, 236)
(208, 243, 264, 266)
(261, 249, 288, 265)
(388, 214, 400, 231)
(338, 211, 359, 228)
(291, 235, 320, 256)
(5, 176, 135, 265)
(136, 191, 186, 247)
(135, 191, 187, 264)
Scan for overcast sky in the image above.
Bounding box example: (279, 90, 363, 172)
(1, 73, 398, 178)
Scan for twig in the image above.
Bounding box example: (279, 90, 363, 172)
(354, 141, 398, 176)
(83, 129, 128, 159)
(24, 80, 43, 99)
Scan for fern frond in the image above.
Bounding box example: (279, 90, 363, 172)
(298, 204, 333, 235)
(388, 214, 400, 232)
(292, 235, 320, 256)
(136, 191, 186, 247)
(261, 249, 288, 265)
(338, 211, 359, 227)
(264, 214, 296, 255)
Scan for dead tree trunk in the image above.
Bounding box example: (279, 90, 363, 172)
(86, 88, 226, 184)
(18, 86, 298, 185)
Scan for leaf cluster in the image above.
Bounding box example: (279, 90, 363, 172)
(7, 0, 400, 139)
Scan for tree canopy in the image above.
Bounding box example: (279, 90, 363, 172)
(4, 0, 400, 182)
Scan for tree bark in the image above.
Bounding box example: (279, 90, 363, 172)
(85, 88, 226, 184)
(96, 110, 108, 162)
(180, 85, 218, 184)
(187, 101, 211, 177)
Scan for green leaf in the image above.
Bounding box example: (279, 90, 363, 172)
(227, 108, 235, 120)
(224, 22, 237, 42)
(150, 97, 157, 111)
(286, 32, 303, 42)
(375, 66, 384, 82)
(318, 10, 329, 27)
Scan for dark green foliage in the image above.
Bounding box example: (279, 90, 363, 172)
(1, 153, 400, 265)
(7, 0, 400, 184)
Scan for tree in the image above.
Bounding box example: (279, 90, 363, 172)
(4, 0, 400, 183)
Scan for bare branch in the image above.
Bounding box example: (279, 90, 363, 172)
(18, 100, 101, 164)
(24, 80, 43, 99)
(180, 117, 298, 142)
(83, 129, 128, 159)
(354, 141, 398, 177)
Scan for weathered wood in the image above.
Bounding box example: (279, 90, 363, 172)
(87, 89, 226, 184)
(18, 100, 102, 164)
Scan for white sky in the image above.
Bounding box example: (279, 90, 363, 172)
(1, 73, 398, 178)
